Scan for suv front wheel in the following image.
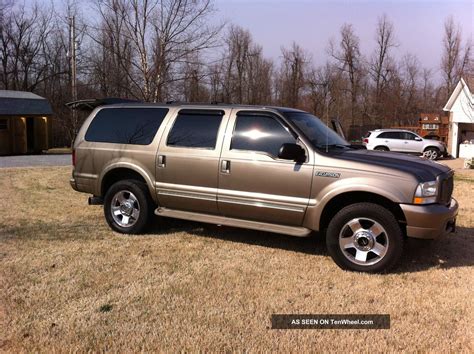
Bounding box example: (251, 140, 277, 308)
(326, 202, 403, 273)
(423, 147, 440, 160)
(104, 180, 153, 234)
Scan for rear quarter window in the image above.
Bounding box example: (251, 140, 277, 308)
(85, 107, 169, 145)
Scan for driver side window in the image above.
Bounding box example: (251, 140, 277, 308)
(231, 114, 296, 157)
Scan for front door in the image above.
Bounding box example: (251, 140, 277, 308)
(402, 132, 424, 153)
(217, 110, 314, 226)
(155, 108, 230, 215)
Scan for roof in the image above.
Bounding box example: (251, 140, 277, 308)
(372, 128, 417, 133)
(0, 90, 52, 116)
(443, 78, 474, 112)
(65, 98, 306, 114)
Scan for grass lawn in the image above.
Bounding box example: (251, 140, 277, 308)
(1, 167, 473, 351)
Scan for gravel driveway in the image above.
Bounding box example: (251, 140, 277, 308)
(0, 154, 71, 168)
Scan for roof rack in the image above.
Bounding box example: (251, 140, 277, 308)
(65, 98, 141, 111)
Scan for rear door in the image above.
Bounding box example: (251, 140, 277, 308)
(377, 132, 404, 151)
(155, 108, 230, 215)
(217, 110, 314, 226)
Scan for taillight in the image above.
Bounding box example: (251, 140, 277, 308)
(72, 149, 76, 167)
(363, 138, 369, 144)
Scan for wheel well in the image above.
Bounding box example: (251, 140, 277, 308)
(319, 192, 406, 232)
(374, 145, 389, 151)
(101, 168, 148, 196)
(424, 145, 440, 151)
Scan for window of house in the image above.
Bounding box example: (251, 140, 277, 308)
(85, 108, 169, 145)
(231, 113, 296, 157)
(0, 119, 7, 130)
(167, 110, 224, 149)
(422, 124, 439, 130)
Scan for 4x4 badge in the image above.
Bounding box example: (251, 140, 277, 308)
(316, 171, 341, 178)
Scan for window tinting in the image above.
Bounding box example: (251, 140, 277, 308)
(402, 132, 418, 140)
(231, 114, 296, 157)
(0, 119, 7, 130)
(378, 132, 402, 139)
(167, 111, 223, 149)
(85, 108, 168, 145)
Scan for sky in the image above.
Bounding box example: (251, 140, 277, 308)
(214, 0, 473, 81)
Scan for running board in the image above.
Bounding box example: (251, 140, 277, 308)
(154, 208, 312, 237)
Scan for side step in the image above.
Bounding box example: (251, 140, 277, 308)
(155, 207, 312, 237)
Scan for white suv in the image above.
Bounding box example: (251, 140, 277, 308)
(363, 129, 446, 160)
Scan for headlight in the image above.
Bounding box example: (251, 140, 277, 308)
(413, 180, 438, 204)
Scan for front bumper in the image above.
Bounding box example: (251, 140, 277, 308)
(400, 198, 458, 239)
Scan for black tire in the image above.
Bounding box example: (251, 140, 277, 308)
(326, 202, 403, 273)
(374, 146, 389, 151)
(103, 179, 154, 234)
(423, 147, 440, 160)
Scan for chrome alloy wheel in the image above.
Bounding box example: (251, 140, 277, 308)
(110, 190, 140, 227)
(339, 218, 389, 266)
(423, 149, 438, 160)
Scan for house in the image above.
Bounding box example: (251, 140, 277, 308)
(418, 113, 449, 142)
(389, 113, 449, 141)
(443, 78, 474, 158)
(0, 90, 53, 155)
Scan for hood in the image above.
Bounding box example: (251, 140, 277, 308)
(327, 148, 451, 181)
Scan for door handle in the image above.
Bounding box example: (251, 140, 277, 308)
(221, 160, 231, 174)
(404, 141, 409, 144)
(158, 155, 166, 168)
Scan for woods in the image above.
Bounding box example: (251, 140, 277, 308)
(0, 0, 472, 146)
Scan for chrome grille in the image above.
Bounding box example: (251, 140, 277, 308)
(438, 175, 453, 205)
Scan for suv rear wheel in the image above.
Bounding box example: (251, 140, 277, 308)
(104, 180, 153, 234)
(423, 147, 440, 160)
(326, 202, 403, 273)
(374, 146, 389, 151)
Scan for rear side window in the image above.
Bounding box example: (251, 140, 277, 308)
(85, 108, 168, 145)
(378, 132, 401, 139)
(167, 110, 224, 149)
(231, 114, 296, 157)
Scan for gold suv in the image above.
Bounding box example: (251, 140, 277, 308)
(70, 102, 458, 272)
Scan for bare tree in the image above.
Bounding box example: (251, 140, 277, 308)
(329, 24, 363, 125)
(370, 14, 397, 118)
(92, 0, 222, 102)
(441, 16, 462, 97)
(276, 42, 310, 107)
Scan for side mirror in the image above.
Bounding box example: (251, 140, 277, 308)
(278, 143, 306, 162)
(415, 137, 422, 141)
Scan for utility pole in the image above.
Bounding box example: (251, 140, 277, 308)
(69, 15, 77, 140)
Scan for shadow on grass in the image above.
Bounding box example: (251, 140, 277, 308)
(148, 217, 325, 256)
(149, 218, 474, 273)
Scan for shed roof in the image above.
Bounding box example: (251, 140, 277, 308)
(0, 90, 53, 116)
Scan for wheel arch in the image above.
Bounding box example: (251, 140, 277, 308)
(423, 145, 441, 151)
(374, 145, 390, 151)
(317, 191, 406, 233)
(100, 164, 156, 203)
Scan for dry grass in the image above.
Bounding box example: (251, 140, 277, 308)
(1, 167, 473, 352)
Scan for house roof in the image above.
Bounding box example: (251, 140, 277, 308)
(443, 78, 474, 112)
(0, 90, 53, 116)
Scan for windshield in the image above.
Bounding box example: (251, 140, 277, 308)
(283, 112, 349, 148)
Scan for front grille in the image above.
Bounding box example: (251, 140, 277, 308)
(438, 175, 453, 205)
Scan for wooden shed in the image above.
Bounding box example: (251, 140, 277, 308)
(0, 90, 53, 155)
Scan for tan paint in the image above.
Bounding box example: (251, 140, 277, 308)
(71, 104, 458, 239)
